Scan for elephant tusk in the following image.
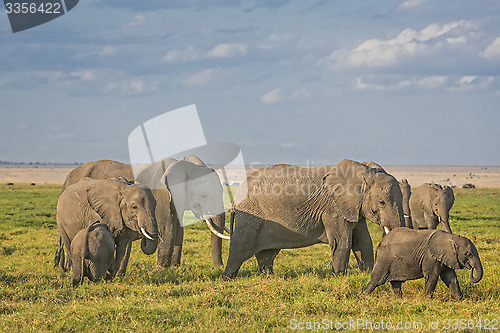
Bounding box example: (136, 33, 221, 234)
(141, 227, 155, 241)
(224, 225, 231, 234)
(205, 219, 230, 240)
(158, 233, 164, 243)
(384, 226, 390, 235)
(404, 215, 411, 218)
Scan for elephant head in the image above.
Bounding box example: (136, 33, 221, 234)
(163, 160, 224, 224)
(428, 231, 483, 283)
(87, 178, 159, 255)
(323, 159, 404, 233)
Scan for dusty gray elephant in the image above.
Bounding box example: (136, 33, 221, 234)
(61, 157, 227, 268)
(55, 177, 159, 278)
(361, 162, 412, 228)
(223, 159, 405, 279)
(71, 221, 115, 288)
(363, 228, 483, 300)
(409, 183, 455, 233)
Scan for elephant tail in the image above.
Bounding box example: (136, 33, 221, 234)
(54, 236, 66, 271)
(72, 228, 90, 288)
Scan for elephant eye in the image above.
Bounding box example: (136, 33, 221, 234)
(131, 204, 138, 209)
(379, 200, 385, 206)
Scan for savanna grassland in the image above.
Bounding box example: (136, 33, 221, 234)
(0, 184, 499, 332)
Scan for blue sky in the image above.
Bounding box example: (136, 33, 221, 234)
(0, 0, 499, 165)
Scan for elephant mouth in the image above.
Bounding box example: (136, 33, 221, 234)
(140, 227, 162, 242)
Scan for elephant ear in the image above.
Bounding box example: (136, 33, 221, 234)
(323, 159, 368, 222)
(361, 161, 386, 173)
(86, 179, 124, 233)
(444, 186, 455, 207)
(427, 231, 461, 269)
(163, 160, 191, 216)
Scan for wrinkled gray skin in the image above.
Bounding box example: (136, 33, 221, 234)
(56, 178, 159, 278)
(399, 179, 412, 228)
(409, 183, 455, 233)
(363, 228, 483, 300)
(71, 222, 115, 288)
(223, 159, 405, 279)
(60, 157, 225, 269)
(361, 162, 412, 228)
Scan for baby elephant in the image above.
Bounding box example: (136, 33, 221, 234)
(363, 228, 483, 300)
(71, 222, 115, 288)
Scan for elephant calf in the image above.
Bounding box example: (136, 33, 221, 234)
(71, 222, 115, 288)
(363, 228, 483, 300)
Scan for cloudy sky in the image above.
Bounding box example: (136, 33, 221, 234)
(1, 0, 499, 165)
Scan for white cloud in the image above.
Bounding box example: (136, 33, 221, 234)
(164, 43, 247, 64)
(354, 77, 412, 91)
(206, 43, 247, 58)
(261, 89, 285, 104)
(99, 46, 116, 56)
(353, 75, 493, 92)
(183, 69, 219, 86)
(259, 34, 293, 50)
(260, 88, 310, 104)
(481, 37, 500, 60)
(398, 0, 429, 10)
(164, 46, 200, 63)
(416, 76, 448, 89)
(319, 20, 477, 70)
(447, 76, 494, 92)
(123, 15, 146, 30)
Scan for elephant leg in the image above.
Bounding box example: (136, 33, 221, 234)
(423, 267, 440, 298)
(60, 229, 72, 271)
(351, 218, 374, 271)
(171, 222, 183, 267)
(115, 242, 132, 277)
(440, 268, 463, 300)
(110, 239, 129, 279)
(390, 281, 403, 298)
(324, 216, 353, 275)
(223, 213, 260, 280)
(156, 214, 177, 268)
(255, 249, 281, 274)
(362, 260, 389, 295)
(210, 213, 225, 267)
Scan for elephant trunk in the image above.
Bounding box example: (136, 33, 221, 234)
(138, 214, 159, 255)
(209, 212, 226, 267)
(439, 209, 452, 233)
(469, 257, 483, 283)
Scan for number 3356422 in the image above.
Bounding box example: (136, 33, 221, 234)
(5, 2, 62, 14)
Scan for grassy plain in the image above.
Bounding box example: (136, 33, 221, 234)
(0, 184, 498, 332)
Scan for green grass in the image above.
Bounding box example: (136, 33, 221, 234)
(0, 185, 499, 332)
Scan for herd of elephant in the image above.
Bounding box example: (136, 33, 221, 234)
(54, 157, 483, 301)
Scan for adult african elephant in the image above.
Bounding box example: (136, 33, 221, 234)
(61, 156, 226, 269)
(55, 178, 159, 278)
(409, 183, 455, 233)
(223, 159, 405, 279)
